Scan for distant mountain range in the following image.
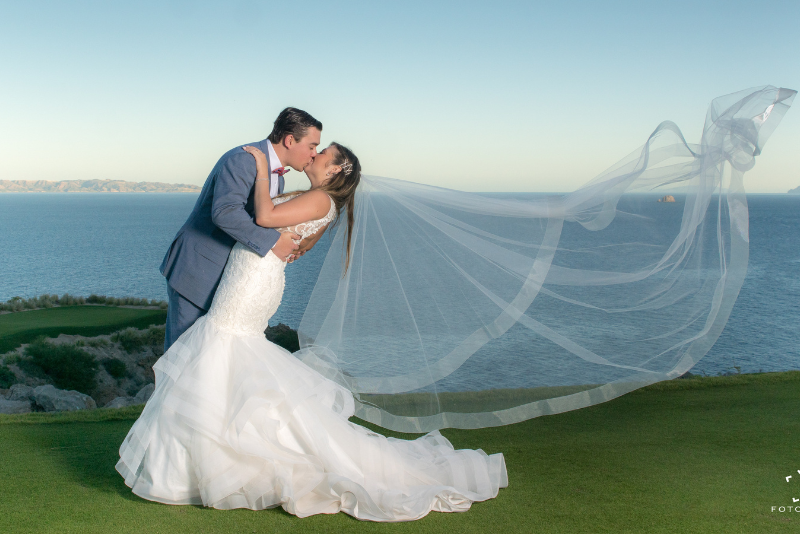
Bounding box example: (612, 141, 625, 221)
(789, 186, 800, 194)
(0, 179, 201, 193)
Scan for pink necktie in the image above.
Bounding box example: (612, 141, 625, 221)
(272, 167, 290, 177)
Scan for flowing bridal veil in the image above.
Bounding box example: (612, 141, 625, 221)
(295, 86, 795, 433)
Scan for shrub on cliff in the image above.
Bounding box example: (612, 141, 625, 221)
(1, 293, 167, 312)
(265, 323, 300, 352)
(87, 295, 167, 308)
(19, 338, 99, 394)
(100, 358, 127, 380)
(111, 325, 166, 353)
(0, 364, 16, 388)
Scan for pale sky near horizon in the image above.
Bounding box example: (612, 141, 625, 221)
(1, 0, 798, 193)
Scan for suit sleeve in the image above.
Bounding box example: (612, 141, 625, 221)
(211, 151, 280, 257)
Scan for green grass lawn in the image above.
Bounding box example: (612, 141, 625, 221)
(1, 371, 798, 533)
(0, 306, 167, 353)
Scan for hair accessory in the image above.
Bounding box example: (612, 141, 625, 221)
(340, 161, 353, 176)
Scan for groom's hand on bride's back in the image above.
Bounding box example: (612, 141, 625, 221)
(271, 232, 300, 262)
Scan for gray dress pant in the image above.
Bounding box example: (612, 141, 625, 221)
(164, 283, 206, 353)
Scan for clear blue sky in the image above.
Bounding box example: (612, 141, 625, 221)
(1, 0, 797, 192)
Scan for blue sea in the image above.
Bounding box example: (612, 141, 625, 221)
(1, 193, 798, 378)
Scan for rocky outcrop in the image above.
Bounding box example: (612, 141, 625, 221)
(0, 179, 200, 193)
(92, 384, 127, 408)
(7, 384, 35, 402)
(134, 383, 154, 404)
(33, 385, 97, 412)
(104, 396, 138, 409)
(136, 355, 160, 384)
(1, 326, 164, 410)
(0, 323, 300, 414)
(0, 399, 32, 414)
(104, 384, 154, 409)
(789, 186, 800, 194)
(0, 384, 36, 413)
(658, 195, 676, 203)
(2, 381, 152, 412)
(1, 383, 100, 413)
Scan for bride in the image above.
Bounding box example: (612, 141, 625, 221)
(115, 141, 508, 521)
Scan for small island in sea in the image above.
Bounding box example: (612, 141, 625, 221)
(789, 186, 800, 194)
(657, 195, 676, 202)
(0, 179, 201, 193)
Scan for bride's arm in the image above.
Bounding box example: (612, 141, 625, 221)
(243, 146, 331, 228)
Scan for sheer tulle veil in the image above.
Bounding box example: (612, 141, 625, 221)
(294, 86, 796, 433)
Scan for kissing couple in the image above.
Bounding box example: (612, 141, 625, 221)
(115, 107, 508, 522)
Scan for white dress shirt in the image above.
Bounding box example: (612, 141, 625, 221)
(265, 140, 282, 199)
(265, 141, 284, 251)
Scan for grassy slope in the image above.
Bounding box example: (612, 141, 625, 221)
(1, 371, 798, 533)
(0, 306, 167, 353)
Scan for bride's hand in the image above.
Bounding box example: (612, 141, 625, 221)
(242, 146, 269, 177)
(271, 231, 301, 262)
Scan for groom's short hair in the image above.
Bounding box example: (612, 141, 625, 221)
(268, 107, 322, 145)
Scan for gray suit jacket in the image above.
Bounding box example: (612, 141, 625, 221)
(160, 139, 284, 310)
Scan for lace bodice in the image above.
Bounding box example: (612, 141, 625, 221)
(275, 193, 337, 244)
(205, 193, 336, 335)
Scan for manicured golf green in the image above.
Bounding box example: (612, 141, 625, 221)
(1, 371, 798, 533)
(0, 306, 167, 353)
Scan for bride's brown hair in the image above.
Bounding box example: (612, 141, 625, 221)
(277, 142, 361, 273)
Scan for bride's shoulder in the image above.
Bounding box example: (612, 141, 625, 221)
(297, 189, 333, 208)
(277, 189, 332, 217)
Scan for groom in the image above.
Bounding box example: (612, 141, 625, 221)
(160, 107, 323, 351)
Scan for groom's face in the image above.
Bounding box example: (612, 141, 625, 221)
(284, 127, 321, 172)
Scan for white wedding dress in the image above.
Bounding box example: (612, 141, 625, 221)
(115, 193, 508, 522)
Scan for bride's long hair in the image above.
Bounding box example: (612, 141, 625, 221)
(278, 142, 361, 273)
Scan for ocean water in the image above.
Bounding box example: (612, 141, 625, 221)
(0, 193, 797, 378)
(0, 193, 328, 329)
